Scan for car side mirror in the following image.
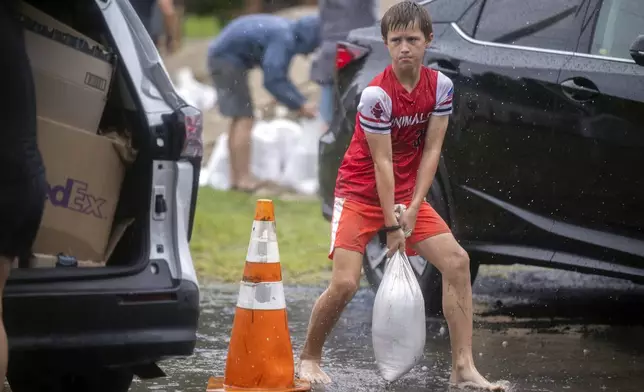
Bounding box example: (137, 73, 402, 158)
(630, 35, 644, 66)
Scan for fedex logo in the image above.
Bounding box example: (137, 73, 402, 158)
(46, 179, 107, 219)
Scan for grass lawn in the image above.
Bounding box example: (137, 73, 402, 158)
(190, 188, 334, 285)
(183, 15, 222, 39)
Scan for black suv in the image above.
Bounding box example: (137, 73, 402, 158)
(319, 0, 644, 315)
(5, 0, 202, 390)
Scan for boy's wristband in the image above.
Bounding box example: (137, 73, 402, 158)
(383, 224, 401, 233)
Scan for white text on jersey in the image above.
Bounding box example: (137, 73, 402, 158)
(391, 111, 432, 129)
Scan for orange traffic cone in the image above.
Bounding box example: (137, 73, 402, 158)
(207, 199, 311, 392)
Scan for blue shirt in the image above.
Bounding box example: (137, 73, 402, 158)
(208, 14, 320, 110)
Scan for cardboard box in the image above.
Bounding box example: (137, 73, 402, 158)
(21, 5, 115, 132)
(33, 117, 126, 261)
(20, 2, 92, 39)
(24, 218, 135, 269)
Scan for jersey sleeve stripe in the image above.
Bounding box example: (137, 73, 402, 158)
(359, 119, 391, 133)
(358, 114, 391, 128)
(434, 72, 454, 115)
(433, 108, 453, 116)
(359, 113, 390, 124)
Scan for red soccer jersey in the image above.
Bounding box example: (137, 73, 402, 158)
(334, 64, 454, 206)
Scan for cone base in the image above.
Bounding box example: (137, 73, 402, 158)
(206, 376, 311, 391)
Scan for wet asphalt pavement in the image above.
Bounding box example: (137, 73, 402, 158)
(131, 266, 644, 392)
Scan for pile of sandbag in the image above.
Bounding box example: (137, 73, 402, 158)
(199, 109, 324, 195)
(174, 67, 217, 112)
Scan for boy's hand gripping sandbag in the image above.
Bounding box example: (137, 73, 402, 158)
(372, 250, 426, 382)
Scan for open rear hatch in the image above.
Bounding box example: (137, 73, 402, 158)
(9, 0, 153, 282)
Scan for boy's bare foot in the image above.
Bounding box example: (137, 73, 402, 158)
(450, 366, 507, 391)
(296, 359, 332, 384)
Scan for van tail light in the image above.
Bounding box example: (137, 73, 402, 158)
(177, 106, 203, 158)
(335, 42, 370, 71)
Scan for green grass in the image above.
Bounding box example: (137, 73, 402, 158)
(190, 188, 333, 285)
(183, 15, 222, 39)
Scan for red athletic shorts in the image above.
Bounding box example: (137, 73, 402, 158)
(328, 197, 451, 260)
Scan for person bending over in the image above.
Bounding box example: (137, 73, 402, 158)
(207, 14, 321, 193)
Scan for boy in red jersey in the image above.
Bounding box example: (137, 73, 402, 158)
(297, 2, 505, 390)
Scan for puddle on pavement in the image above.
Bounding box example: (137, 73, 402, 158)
(131, 271, 644, 392)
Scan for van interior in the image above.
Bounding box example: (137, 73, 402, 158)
(11, 0, 155, 281)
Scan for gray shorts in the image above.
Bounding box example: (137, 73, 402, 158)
(209, 57, 253, 118)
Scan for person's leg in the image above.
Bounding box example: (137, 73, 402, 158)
(174, 3, 185, 47)
(0, 178, 46, 392)
(0, 260, 11, 390)
(0, 182, 47, 391)
(225, 67, 256, 190)
(149, 1, 163, 51)
(227, 116, 257, 191)
(297, 248, 362, 383)
(318, 83, 334, 129)
(298, 198, 380, 383)
(210, 59, 260, 191)
(0, 261, 10, 392)
(410, 203, 505, 391)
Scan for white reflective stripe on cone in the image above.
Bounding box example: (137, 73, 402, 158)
(236, 281, 286, 310)
(246, 220, 280, 263)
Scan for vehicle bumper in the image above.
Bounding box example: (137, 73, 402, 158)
(4, 278, 199, 369)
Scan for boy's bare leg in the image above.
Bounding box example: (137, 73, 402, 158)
(414, 233, 505, 391)
(0, 259, 12, 392)
(298, 248, 363, 384)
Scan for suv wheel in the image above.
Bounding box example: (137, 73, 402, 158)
(361, 179, 479, 316)
(8, 366, 133, 392)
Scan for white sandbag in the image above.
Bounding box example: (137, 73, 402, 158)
(200, 109, 323, 194)
(175, 67, 217, 111)
(372, 250, 426, 382)
(270, 118, 303, 158)
(279, 116, 324, 194)
(250, 120, 283, 183)
(201, 118, 287, 190)
(199, 133, 231, 190)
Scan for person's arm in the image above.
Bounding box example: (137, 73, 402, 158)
(360, 86, 398, 227)
(261, 33, 308, 111)
(409, 72, 454, 211)
(157, 0, 179, 51)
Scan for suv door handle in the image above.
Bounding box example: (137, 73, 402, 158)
(560, 78, 599, 101)
(427, 60, 459, 76)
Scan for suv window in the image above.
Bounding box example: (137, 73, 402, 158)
(423, 0, 477, 23)
(590, 0, 644, 60)
(469, 0, 583, 51)
(457, 0, 484, 37)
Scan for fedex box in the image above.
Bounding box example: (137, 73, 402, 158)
(21, 5, 115, 132)
(33, 117, 126, 261)
(20, 3, 93, 38)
